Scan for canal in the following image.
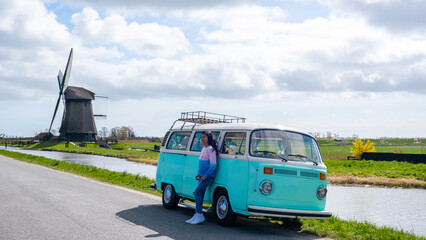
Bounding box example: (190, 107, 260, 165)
(1, 147, 425, 237)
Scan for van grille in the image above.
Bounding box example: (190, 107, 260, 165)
(300, 171, 319, 178)
(274, 169, 297, 176)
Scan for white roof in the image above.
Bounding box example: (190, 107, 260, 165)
(171, 122, 311, 136)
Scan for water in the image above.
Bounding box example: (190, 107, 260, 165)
(0, 146, 157, 179)
(326, 185, 426, 237)
(1, 146, 425, 236)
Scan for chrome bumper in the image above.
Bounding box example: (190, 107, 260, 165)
(248, 205, 331, 219)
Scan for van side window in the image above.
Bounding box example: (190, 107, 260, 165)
(220, 132, 246, 155)
(190, 131, 221, 152)
(166, 132, 192, 150)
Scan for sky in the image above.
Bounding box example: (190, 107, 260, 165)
(0, 0, 425, 139)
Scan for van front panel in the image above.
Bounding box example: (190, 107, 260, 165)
(247, 162, 327, 211)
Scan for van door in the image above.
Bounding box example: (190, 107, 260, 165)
(161, 131, 192, 193)
(181, 131, 221, 199)
(214, 131, 249, 211)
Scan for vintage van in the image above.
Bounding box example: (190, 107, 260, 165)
(155, 112, 331, 226)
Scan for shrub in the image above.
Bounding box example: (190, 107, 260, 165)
(350, 139, 376, 159)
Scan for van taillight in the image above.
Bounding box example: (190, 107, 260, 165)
(264, 167, 273, 175)
(320, 172, 326, 180)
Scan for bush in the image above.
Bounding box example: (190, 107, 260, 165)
(350, 139, 376, 159)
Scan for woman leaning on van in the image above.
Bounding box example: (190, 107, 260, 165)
(186, 131, 218, 225)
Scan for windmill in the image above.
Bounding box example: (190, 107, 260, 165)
(47, 48, 98, 141)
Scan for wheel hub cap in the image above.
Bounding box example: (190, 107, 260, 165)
(217, 196, 228, 219)
(164, 186, 172, 203)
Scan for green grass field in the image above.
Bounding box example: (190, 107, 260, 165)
(324, 159, 426, 181)
(320, 145, 426, 160)
(121, 142, 160, 150)
(28, 142, 159, 162)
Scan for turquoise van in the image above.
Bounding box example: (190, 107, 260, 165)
(155, 112, 331, 226)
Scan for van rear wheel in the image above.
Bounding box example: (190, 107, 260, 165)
(214, 189, 237, 226)
(162, 184, 179, 209)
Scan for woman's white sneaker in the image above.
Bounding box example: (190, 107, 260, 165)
(190, 214, 205, 224)
(186, 214, 197, 224)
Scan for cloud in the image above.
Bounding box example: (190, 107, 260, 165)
(59, 0, 256, 10)
(320, 0, 426, 33)
(0, 0, 71, 49)
(1, 0, 426, 105)
(71, 7, 189, 57)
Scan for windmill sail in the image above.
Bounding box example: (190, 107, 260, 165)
(48, 48, 73, 133)
(62, 48, 73, 90)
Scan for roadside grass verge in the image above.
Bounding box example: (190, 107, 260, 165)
(0, 149, 160, 196)
(300, 216, 424, 240)
(1, 149, 423, 240)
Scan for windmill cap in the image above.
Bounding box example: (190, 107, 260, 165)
(64, 86, 95, 100)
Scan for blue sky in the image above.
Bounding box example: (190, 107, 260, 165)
(1, 0, 426, 138)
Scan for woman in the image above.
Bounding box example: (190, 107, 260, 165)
(186, 131, 218, 225)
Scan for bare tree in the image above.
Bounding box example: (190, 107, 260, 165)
(110, 127, 120, 139)
(98, 127, 109, 138)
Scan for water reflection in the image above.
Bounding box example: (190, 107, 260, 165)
(326, 185, 426, 237)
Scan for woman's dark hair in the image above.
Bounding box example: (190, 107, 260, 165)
(202, 131, 219, 157)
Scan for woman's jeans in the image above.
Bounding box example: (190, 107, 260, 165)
(194, 177, 214, 214)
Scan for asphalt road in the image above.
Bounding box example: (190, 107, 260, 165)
(0, 155, 327, 240)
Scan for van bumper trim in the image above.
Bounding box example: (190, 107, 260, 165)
(248, 205, 331, 219)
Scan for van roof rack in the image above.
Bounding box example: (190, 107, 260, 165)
(170, 111, 246, 130)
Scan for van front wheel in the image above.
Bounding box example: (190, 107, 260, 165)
(214, 189, 237, 226)
(162, 184, 179, 209)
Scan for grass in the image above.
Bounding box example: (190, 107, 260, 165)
(121, 142, 160, 150)
(325, 160, 426, 181)
(28, 142, 160, 164)
(1, 149, 423, 240)
(300, 216, 424, 240)
(320, 145, 426, 160)
(325, 159, 426, 188)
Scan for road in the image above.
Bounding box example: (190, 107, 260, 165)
(0, 155, 327, 240)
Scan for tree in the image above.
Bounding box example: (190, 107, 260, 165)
(350, 139, 376, 159)
(110, 127, 120, 139)
(98, 127, 109, 138)
(110, 126, 136, 140)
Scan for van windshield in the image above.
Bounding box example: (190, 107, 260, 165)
(249, 130, 323, 164)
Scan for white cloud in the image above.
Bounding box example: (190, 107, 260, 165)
(319, 0, 426, 33)
(0, 0, 71, 48)
(1, 0, 426, 138)
(59, 0, 255, 10)
(71, 7, 189, 57)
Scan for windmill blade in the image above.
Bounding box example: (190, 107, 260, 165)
(57, 70, 63, 92)
(48, 94, 62, 133)
(61, 48, 73, 91)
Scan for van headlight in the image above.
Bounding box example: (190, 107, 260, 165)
(259, 180, 273, 195)
(316, 186, 327, 200)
